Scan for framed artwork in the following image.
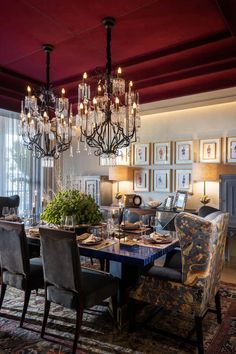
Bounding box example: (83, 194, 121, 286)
(153, 170, 171, 192)
(175, 140, 193, 164)
(227, 137, 236, 163)
(153, 142, 171, 165)
(100, 147, 130, 166)
(200, 138, 221, 163)
(175, 169, 192, 191)
(133, 169, 150, 192)
(163, 195, 174, 210)
(173, 190, 188, 211)
(133, 143, 150, 166)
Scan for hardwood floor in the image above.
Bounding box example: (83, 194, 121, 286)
(221, 262, 236, 284)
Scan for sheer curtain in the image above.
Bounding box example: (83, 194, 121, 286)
(0, 109, 41, 213)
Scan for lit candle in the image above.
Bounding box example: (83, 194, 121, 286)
(79, 103, 84, 116)
(34, 190, 37, 206)
(27, 86, 31, 97)
(98, 85, 102, 94)
(132, 102, 137, 116)
(117, 67, 122, 77)
(129, 81, 133, 94)
(93, 97, 97, 111)
(83, 72, 87, 82)
(61, 88, 65, 97)
(115, 97, 119, 112)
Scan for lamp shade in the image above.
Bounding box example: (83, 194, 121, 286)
(108, 166, 132, 181)
(192, 163, 220, 182)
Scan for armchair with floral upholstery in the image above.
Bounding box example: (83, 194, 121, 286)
(129, 212, 229, 354)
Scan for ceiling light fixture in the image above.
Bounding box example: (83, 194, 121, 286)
(19, 44, 75, 160)
(77, 17, 141, 157)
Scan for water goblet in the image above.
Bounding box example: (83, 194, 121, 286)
(2, 206, 9, 218)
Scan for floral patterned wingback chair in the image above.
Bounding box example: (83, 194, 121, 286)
(129, 212, 229, 354)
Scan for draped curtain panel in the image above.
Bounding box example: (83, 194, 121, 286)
(0, 109, 41, 213)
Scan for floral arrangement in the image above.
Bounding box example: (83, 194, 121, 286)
(200, 195, 211, 205)
(41, 189, 102, 226)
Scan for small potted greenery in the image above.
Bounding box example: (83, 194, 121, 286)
(41, 189, 102, 232)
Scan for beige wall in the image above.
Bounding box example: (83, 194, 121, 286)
(62, 87, 236, 258)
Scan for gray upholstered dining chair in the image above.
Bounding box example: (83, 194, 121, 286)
(39, 227, 118, 354)
(0, 221, 44, 327)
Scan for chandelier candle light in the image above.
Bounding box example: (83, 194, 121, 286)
(19, 44, 75, 160)
(77, 17, 141, 157)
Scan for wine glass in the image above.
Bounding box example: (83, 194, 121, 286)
(139, 215, 149, 236)
(150, 216, 159, 232)
(2, 206, 9, 218)
(65, 215, 74, 228)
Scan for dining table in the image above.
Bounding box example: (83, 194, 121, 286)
(26, 227, 179, 325)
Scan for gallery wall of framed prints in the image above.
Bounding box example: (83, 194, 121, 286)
(131, 137, 235, 194)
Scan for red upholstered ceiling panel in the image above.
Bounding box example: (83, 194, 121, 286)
(0, 0, 236, 111)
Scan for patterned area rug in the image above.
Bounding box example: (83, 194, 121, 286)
(0, 281, 235, 354)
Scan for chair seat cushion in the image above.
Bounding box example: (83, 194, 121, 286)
(164, 248, 182, 271)
(47, 268, 118, 309)
(2, 257, 44, 290)
(145, 265, 182, 283)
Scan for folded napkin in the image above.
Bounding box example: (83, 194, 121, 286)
(76, 233, 90, 242)
(28, 228, 40, 237)
(150, 232, 170, 239)
(4, 215, 21, 222)
(80, 234, 101, 245)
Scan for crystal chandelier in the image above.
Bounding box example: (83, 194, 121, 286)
(77, 17, 141, 157)
(19, 44, 74, 159)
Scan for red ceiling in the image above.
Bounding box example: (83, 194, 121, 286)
(1, 0, 236, 112)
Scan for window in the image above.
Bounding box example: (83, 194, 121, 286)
(0, 109, 41, 213)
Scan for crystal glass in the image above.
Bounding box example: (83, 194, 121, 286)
(139, 215, 149, 236)
(9, 207, 17, 216)
(65, 215, 74, 228)
(2, 206, 9, 217)
(106, 218, 115, 239)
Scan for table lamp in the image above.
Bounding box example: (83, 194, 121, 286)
(109, 166, 132, 206)
(192, 163, 220, 204)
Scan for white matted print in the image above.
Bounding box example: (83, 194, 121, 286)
(133, 170, 150, 192)
(175, 170, 192, 191)
(200, 138, 221, 163)
(227, 137, 236, 163)
(133, 143, 150, 166)
(153, 142, 171, 165)
(153, 170, 171, 192)
(175, 141, 193, 164)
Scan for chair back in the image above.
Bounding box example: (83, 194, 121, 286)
(175, 212, 229, 294)
(0, 195, 20, 217)
(0, 221, 29, 276)
(198, 205, 219, 218)
(39, 228, 81, 292)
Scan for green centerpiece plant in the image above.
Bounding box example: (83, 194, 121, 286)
(41, 189, 102, 226)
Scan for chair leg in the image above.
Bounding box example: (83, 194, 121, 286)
(128, 298, 136, 332)
(111, 294, 117, 323)
(99, 259, 105, 271)
(72, 305, 84, 354)
(195, 315, 204, 354)
(41, 300, 51, 338)
(215, 291, 222, 324)
(0, 284, 7, 309)
(20, 288, 31, 327)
